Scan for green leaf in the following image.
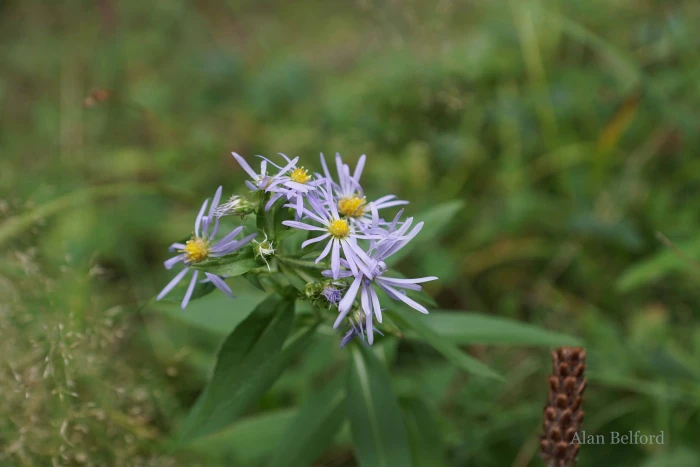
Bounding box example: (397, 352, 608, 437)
(420, 310, 582, 346)
(189, 257, 259, 277)
(269, 377, 346, 467)
(242, 272, 266, 291)
(400, 398, 447, 467)
(386, 305, 503, 380)
(150, 279, 266, 334)
(278, 262, 308, 292)
(347, 344, 412, 467)
(179, 294, 299, 442)
(616, 236, 700, 292)
(387, 200, 464, 264)
(191, 409, 297, 464)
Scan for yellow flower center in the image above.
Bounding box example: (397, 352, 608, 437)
(328, 219, 350, 239)
(290, 167, 311, 184)
(181, 237, 209, 263)
(338, 195, 366, 218)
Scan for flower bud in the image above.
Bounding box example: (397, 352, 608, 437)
(214, 195, 255, 217)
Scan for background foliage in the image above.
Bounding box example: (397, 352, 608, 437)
(2, 0, 700, 465)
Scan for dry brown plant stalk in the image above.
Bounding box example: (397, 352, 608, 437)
(540, 347, 586, 467)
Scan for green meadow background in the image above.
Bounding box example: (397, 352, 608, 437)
(2, 1, 700, 465)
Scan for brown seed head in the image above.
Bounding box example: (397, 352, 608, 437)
(540, 347, 586, 467)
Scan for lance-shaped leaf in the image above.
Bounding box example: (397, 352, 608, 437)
(191, 409, 297, 465)
(278, 262, 308, 292)
(151, 279, 266, 334)
(418, 310, 582, 347)
(400, 397, 447, 467)
(189, 255, 260, 277)
(347, 345, 412, 467)
(179, 294, 308, 442)
(386, 304, 503, 381)
(269, 377, 346, 467)
(387, 200, 464, 265)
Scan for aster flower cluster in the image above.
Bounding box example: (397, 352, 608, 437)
(157, 151, 437, 348)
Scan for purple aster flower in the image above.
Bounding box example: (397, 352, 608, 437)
(339, 311, 385, 349)
(324, 207, 437, 345)
(321, 284, 343, 307)
(263, 153, 325, 217)
(157, 186, 257, 310)
(231, 152, 299, 199)
(319, 152, 408, 227)
(281, 179, 382, 280)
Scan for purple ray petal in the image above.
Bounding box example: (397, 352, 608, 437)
(284, 181, 311, 191)
(295, 193, 304, 217)
(212, 226, 244, 249)
(379, 283, 428, 314)
(336, 275, 363, 323)
(373, 194, 396, 205)
(322, 269, 354, 278)
(194, 199, 209, 237)
(324, 178, 339, 218)
(334, 153, 345, 188)
(379, 276, 438, 285)
(205, 272, 234, 297)
(211, 232, 257, 255)
(376, 278, 422, 291)
(164, 254, 185, 270)
(331, 239, 341, 279)
(181, 270, 199, 310)
(232, 152, 259, 179)
(320, 153, 333, 181)
(361, 284, 371, 320)
(209, 215, 221, 239)
(157, 267, 190, 301)
(375, 200, 410, 210)
(207, 186, 223, 224)
(390, 209, 404, 232)
(315, 236, 334, 263)
(365, 306, 374, 345)
(341, 240, 372, 278)
(353, 155, 366, 183)
(283, 220, 325, 232)
(265, 192, 284, 211)
(277, 156, 299, 176)
(302, 233, 330, 248)
(369, 285, 383, 323)
(169, 242, 186, 251)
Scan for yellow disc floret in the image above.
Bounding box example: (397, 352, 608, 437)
(181, 236, 209, 263)
(328, 219, 350, 239)
(338, 195, 366, 218)
(290, 167, 311, 184)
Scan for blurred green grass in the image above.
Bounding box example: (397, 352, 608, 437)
(2, 0, 700, 465)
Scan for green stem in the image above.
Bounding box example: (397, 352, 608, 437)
(277, 256, 329, 270)
(293, 267, 316, 283)
(255, 191, 269, 235)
